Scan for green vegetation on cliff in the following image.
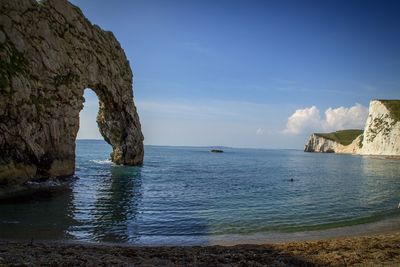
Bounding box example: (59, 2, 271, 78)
(379, 100, 400, 123)
(315, 129, 363, 146)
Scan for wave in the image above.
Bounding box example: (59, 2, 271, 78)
(89, 159, 113, 165)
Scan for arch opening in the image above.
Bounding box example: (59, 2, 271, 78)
(77, 89, 104, 141)
(74, 85, 144, 167)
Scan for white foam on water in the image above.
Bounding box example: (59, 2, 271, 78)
(89, 159, 113, 165)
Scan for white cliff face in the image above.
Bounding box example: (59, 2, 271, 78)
(304, 100, 399, 156)
(304, 134, 362, 154)
(304, 134, 339, 153)
(338, 135, 363, 154)
(360, 100, 400, 156)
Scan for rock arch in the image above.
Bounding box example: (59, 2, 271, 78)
(0, 0, 144, 187)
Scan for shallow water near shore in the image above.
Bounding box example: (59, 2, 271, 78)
(0, 140, 400, 245)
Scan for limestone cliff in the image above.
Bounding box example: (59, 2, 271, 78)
(0, 0, 144, 187)
(304, 130, 363, 154)
(304, 100, 400, 156)
(304, 134, 338, 153)
(360, 100, 400, 155)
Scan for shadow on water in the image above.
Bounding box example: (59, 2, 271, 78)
(88, 165, 143, 243)
(0, 181, 76, 241)
(0, 164, 145, 243)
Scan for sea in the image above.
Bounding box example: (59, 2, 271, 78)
(0, 140, 400, 245)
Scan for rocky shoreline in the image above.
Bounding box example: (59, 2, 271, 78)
(0, 232, 399, 266)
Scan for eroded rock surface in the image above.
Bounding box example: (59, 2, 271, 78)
(304, 134, 362, 154)
(304, 100, 400, 156)
(0, 0, 144, 187)
(360, 100, 400, 155)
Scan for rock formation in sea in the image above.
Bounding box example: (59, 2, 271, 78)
(0, 0, 144, 188)
(304, 100, 400, 156)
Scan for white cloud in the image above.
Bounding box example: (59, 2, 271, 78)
(322, 104, 368, 131)
(284, 106, 321, 134)
(284, 103, 368, 135)
(256, 128, 264, 135)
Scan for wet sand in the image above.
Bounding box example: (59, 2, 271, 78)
(1, 231, 400, 266)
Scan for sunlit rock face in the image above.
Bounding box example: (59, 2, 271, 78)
(304, 134, 362, 154)
(0, 0, 144, 187)
(360, 100, 400, 156)
(304, 100, 399, 156)
(304, 134, 338, 153)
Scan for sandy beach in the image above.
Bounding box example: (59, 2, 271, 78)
(0, 231, 399, 266)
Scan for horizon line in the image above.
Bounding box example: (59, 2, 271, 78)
(75, 139, 302, 150)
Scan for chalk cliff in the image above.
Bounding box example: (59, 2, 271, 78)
(0, 0, 144, 187)
(304, 133, 363, 154)
(360, 100, 400, 155)
(304, 100, 400, 156)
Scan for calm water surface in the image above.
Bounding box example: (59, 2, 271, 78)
(1, 140, 400, 245)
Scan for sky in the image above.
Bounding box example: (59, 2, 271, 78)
(73, 0, 400, 148)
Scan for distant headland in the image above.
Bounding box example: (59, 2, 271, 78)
(304, 100, 400, 156)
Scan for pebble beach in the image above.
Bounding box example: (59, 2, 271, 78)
(1, 231, 399, 266)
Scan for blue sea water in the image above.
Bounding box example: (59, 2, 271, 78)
(0, 140, 400, 245)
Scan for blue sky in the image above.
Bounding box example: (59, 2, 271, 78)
(73, 0, 400, 148)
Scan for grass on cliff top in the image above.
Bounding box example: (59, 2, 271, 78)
(378, 100, 400, 122)
(315, 129, 363, 146)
